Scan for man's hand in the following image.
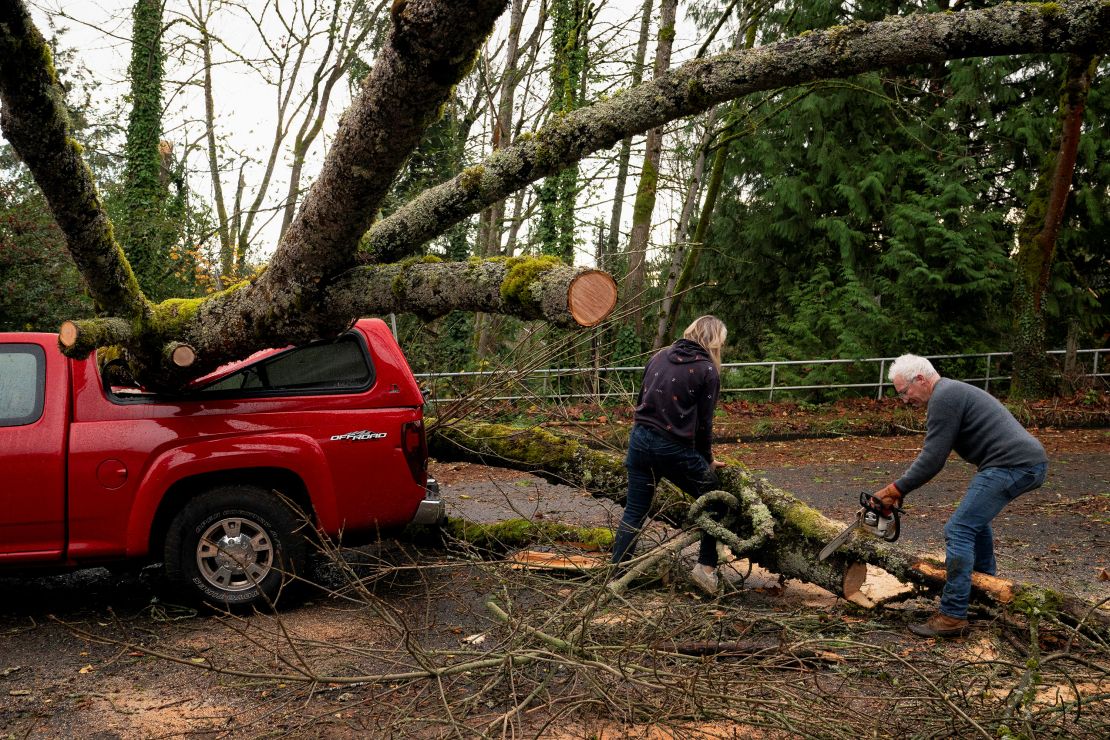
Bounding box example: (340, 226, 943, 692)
(710, 458, 727, 470)
(874, 483, 902, 515)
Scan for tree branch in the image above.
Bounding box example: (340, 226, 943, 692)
(0, 0, 149, 319)
(364, 1, 1110, 261)
(325, 257, 617, 328)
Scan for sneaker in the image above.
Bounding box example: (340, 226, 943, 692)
(908, 612, 969, 638)
(689, 565, 719, 595)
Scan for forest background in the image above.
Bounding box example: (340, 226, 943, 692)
(1, 0, 1107, 400)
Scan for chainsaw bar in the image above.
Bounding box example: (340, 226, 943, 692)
(818, 515, 861, 561)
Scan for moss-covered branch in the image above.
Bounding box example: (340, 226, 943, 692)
(364, 1, 1110, 262)
(328, 256, 616, 328)
(442, 517, 613, 553)
(58, 318, 133, 358)
(0, 0, 148, 320)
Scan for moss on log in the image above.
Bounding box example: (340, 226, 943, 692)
(428, 421, 688, 519)
(443, 517, 613, 553)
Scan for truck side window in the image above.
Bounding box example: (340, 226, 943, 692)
(0, 344, 46, 427)
(200, 334, 374, 393)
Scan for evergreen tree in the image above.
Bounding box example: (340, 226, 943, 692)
(684, 1, 1108, 390)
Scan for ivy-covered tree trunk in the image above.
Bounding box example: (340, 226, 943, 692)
(536, 0, 589, 263)
(118, 0, 177, 301)
(1010, 54, 1100, 399)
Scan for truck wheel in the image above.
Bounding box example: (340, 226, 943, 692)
(164, 485, 306, 609)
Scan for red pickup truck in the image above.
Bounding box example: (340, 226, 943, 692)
(0, 318, 442, 608)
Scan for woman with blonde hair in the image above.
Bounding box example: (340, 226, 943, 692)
(611, 315, 729, 594)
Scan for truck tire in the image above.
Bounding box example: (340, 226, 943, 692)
(163, 485, 307, 609)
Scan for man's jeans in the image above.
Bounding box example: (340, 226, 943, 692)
(939, 462, 1048, 619)
(611, 424, 720, 566)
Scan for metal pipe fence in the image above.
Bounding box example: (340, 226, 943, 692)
(415, 348, 1109, 405)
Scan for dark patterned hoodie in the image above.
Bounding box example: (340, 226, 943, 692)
(633, 339, 720, 461)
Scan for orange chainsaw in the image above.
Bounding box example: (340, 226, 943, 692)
(818, 491, 903, 560)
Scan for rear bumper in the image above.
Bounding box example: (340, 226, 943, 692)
(410, 476, 445, 525)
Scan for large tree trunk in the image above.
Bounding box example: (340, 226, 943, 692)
(428, 421, 1108, 628)
(58, 258, 618, 358)
(1010, 53, 1100, 399)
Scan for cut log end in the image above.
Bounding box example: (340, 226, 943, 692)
(567, 270, 618, 327)
(58, 321, 78, 347)
(170, 344, 197, 368)
(841, 561, 871, 606)
(508, 550, 606, 572)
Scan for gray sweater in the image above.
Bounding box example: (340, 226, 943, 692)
(895, 378, 1047, 495)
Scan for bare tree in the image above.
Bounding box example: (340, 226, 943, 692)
(603, 0, 653, 273)
(177, 0, 388, 282)
(623, 0, 677, 337)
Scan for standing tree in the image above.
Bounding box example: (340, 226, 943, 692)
(535, 0, 591, 263)
(116, 0, 188, 301)
(623, 0, 677, 339)
(1, 0, 1108, 393)
(1010, 54, 1101, 398)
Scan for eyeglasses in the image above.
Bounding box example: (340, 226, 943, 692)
(894, 376, 919, 398)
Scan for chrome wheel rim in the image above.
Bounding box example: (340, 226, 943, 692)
(195, 517, 274, 592)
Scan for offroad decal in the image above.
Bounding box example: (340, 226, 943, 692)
(330, 430, 388, 441)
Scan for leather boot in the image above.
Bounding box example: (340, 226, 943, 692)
(909, 612, 969, 638)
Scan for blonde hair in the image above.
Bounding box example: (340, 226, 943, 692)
(683, 315, 727, 372)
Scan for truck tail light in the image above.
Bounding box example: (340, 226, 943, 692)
(401, 419, 428, 485)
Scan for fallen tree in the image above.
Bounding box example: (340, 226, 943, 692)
(428, 420, 1109, 632)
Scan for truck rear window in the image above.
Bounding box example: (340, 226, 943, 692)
(197, 334, 374, 394)
(0, 344, 46, 426)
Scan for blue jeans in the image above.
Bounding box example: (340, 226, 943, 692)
(611, 425, 720, 567)
(939, 462, 1047, 619)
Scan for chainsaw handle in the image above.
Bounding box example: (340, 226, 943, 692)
(859, 491, 902, 542)
(859, 491, 902, 516)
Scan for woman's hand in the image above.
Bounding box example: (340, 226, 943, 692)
(711, 458, 727, 470)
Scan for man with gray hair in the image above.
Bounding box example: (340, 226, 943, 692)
(875, 354, 1048, 637)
